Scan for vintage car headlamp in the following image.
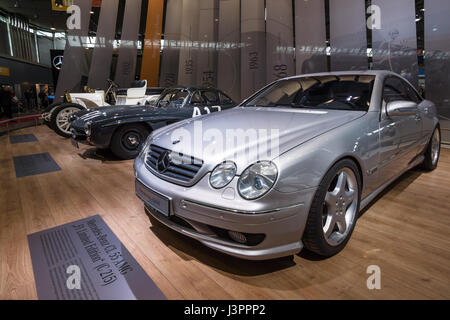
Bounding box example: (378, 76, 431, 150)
(238, 161, 278, 200)
(210, 161, 237, 189)
(84, 121, 92, 136)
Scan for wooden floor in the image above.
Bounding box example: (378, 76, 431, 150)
(1, 125, 449, 300)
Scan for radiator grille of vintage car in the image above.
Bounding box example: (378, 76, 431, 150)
(146, 144, 203, 182)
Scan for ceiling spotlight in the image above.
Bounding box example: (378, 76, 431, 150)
(13, 1, 20, 8)
(50, 27, 56, 31)
(90, 11, 94, 14)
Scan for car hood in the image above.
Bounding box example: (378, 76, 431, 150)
(70, 105, 162, 129)
(74, 105, 160, 122)
(151, 107, 365, 167)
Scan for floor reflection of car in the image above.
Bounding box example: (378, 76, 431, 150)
(134, 71, 440, 260)
(70, 87, 236, 159)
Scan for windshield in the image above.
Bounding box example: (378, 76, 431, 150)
(245, 75, 375, 111)
(158, 89, 189, 106)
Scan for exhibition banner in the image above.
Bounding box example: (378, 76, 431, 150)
(87, 0, 119, 90)
(196, 0, 219, 88)
(329, 0, 367, 71)
(425, 0, 450, 124)
(371, 0, 418, 88)
(266, 0, 295, 83)
(159, 0, 182, 87)
(217, 0, 241, 101)
(55, 0, 91, 102)
(177, 0, 200, 86)
(241, 0, 266, 99)
(294, 0, 327, 74)
(141, 0, 165, 87)
(114, 0, 141, 88)
(28, 215, 166, 300)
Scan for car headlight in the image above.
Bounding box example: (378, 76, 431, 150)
(84, 121, 92, 136)
(238, 161, 278, 200)
(210, 161, 237, 189)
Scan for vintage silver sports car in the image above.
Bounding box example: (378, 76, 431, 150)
(134, 71, 441, 260)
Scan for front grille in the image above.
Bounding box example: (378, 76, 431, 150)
(146, 144, 203, 182)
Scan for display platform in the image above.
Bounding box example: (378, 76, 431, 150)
(0, 125, 449, 299)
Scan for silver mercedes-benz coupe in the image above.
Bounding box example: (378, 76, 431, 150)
(134, 71, 440, 260)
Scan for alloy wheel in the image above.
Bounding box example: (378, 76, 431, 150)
(322, 168, 359, 246)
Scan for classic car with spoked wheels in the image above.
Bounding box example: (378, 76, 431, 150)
(42, 79, 165, 138)
(70, 87, 236, 159)
(134, 71, 440, 260)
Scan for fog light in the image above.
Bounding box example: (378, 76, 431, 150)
(228, 231, 247, 244)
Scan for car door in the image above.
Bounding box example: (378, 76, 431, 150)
(378, 76, 422, 183)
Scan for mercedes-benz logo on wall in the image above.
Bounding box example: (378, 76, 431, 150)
(53, 55, 64, 70)
(157, 151, 172, 173)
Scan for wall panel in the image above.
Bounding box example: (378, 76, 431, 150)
(294, 0, 327, 74)
(329, 0, 367, 71)
(266, 0, 295, 82)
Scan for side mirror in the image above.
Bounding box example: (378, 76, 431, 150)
(386, 100, 418, 117)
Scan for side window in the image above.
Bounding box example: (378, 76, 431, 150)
(202, 90, 220, 105)
(401, 80, 422, 104)
(219, 92, 233, 104)
(383, 77, 412, 103)
(191, 91, 204, 104)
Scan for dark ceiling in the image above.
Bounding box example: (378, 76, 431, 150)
(0, 0, 69, 30)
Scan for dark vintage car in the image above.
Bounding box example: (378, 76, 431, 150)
(70, 87, 236, 159)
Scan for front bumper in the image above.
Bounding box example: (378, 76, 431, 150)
(71, 127, 91, 146)
(134, 155, 316, 260)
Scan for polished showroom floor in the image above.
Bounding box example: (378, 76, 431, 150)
(1, 125, 449, 299)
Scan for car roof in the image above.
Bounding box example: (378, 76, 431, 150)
(284, 70, 397, 80)
(166, 86, 220, 91)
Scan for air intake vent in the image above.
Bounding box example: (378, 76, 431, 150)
(146, 144, 203, 182)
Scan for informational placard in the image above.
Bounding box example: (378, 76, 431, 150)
(114, 0, 141, 88)
(371, 0, 418, 87)
(266, 0, 295, 83)
(241, 0, 266, 99)
(28, 215, 166, 300)
(217, 0, 241, 101)
(87, 0, 119, 90)
(54, 0, 91, 103)
(159, 0, 182, 87)
(51, 0, 74, 11)
(329, 0, 367, 71)
(196, 0, 219, 88)
(425, 0, 450, 125)
(177, 0, 200, 86)
(294, 0, 327, 74)
(0, 66, 10, 76)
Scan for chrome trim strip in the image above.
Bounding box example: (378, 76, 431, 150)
(182, 199, 304, 215)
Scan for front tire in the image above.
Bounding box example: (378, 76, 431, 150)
(110, 124, 150, 160)
(43, 102, 62, 128)
(303, 159, 361, 257)
(50, 103, 85, 138)
(421, 126, 441, 171)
